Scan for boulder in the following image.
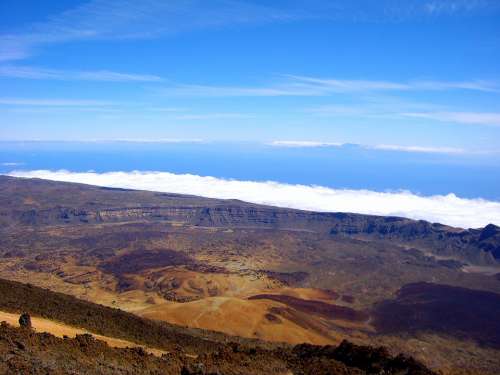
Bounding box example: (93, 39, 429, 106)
(19, 312, 32, 329)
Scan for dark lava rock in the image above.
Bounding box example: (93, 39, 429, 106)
(372, 282, 500, 349)
(18, 313, 31, 329)
(293, 340, 436, 375)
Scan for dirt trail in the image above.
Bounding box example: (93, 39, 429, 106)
(0, 310, 166, 357)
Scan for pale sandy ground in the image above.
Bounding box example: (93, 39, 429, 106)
(0, 310, 166, 357)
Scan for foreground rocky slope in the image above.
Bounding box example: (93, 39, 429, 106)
(0, 322, 438, 375)
(0, 175, 499, 373)
(0, 278, 436, 375)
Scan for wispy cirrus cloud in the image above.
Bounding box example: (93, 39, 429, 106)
(0, 98, 116, 106)
(288, 75, 500, 93)
(171, 113, 254, 120)
(0, 0, 297, 62)
(303, 100, 436, 118)
(0, 138, 206, 144)
(0, 66, 162, 82)
(268, 140, 344, 148)
(403, 111, 500, 126)
(1, 107, 123, 115)
(146, 107, 187, 113)
(158, 83, 325, 97)
(89, 138, 206, 144)
(2, 0, 498, 62)
(371, 144, 465, 154)
(0, 99, 251, 122)
(424, 0, 497, 15)
(160, 75, 500, 97)
(305, 99, 500, 127)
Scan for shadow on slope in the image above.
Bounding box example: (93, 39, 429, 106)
(372, 282, 500, 349)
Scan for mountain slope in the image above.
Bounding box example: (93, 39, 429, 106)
(0, 175, 499, 373)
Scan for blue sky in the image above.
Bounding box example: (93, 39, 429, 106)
(1, 0, 500, 153)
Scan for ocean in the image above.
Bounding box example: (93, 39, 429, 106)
(1, 141, 499, 200)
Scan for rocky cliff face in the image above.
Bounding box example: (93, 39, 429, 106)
(473, 224, 500, 259)
(1, 175, 499, 261)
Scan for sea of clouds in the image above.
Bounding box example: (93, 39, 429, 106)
(8, 169, 500, 229)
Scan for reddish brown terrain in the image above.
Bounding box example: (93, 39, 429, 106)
(0, 175, 499, 374)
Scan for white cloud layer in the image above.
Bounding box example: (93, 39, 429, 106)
(7, 170, 500, 229)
